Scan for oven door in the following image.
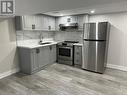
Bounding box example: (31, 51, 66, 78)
(58, 46, 73, 60)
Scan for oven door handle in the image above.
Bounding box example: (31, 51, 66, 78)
(58, 47, 72, 49)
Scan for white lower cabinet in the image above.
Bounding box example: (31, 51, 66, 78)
(49, 45, 56, 64)
(19, 45, 56, 74)
(31, 49, 39, 71)
(38, 46, 50, 68)
(38, 45, 56, 68)
(74, 45, 82, 67)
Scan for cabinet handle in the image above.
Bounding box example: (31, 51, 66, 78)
(48, 26, 51, 30)
(32, 24, 35, 29)
(76, 60, 79, 62)
(49, 46, 52, 50)
(36, 48, 40, 54)
(67, 18, 71, 23)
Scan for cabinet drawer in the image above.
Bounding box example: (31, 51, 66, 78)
(75, 46, 82, 53)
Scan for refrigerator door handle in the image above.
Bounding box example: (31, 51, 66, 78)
(83, 39, 106, 41)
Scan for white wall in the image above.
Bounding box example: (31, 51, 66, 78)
(16, 30, 55, 41)
(89, 12, 127, 68)
(0, 18, 19, 76)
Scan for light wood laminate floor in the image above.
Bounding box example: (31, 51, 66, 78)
(0, 63, 127, 95)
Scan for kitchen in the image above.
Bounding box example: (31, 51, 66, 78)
(0, 0, 127, 95)
(16, 14, 87, 74)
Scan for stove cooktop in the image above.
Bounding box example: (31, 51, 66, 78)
(58, 41, 79, 46)
(64, 41, 79, 43)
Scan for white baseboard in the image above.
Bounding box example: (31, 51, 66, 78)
(0, 68, 19, 79)
(107, 64, 127, 72)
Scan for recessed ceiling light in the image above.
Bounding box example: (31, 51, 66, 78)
(90, 10, 95, 14)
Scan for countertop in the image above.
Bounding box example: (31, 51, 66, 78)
(17, 39, 62, 49)
(17, 39, 83, 49)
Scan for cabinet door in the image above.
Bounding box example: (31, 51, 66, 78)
(35, 16, 43, 30)
(48, 16, 56, 31)
(38, 47, 50, 68)
(22, 15, 44, 30)
(22, 15, 36, 30)
(31, 49, 39, 72)
(56, 16, 78, 30)
(43, 15, 56, 31)
(58, 17, 67, 24)
(77, 15, 85, 30)
(49, 45, 56, 64)
(58, 16, 78, 24)
(74, 46, 82, 66)
(43, 15, 49, 30)
(77, 15, 89, 30)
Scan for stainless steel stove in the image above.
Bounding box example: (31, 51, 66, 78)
(57, 41, 79, 65)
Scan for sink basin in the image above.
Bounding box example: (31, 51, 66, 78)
(39, 42, 51, 45)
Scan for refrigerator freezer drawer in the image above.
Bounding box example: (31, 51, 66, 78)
(82, 41, 106, 73)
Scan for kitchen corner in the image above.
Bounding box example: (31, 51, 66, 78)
(17, 34, 83, 74)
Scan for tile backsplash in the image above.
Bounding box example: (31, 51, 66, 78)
(54, 31, 83, 43)
(16, 30, 83, 43)
(16, 30, 55, 41)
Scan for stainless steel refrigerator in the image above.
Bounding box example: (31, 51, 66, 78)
(82, 22, 110, 73)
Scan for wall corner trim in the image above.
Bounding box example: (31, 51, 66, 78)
(0, 68, 19, 79)
(107, 64, 127, 72)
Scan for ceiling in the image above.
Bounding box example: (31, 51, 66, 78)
(43, 0, 127, 16)
(16, 0, 127, 16)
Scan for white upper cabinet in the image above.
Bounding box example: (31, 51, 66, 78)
(22, 16, 35, 30)
(48, 16, 56, 31)
(77, 14, 89, 30)
(15, 15, 43, 30)
(34, 16, 43, 30)
(15, 15, 56, 31)
(43, 15, 49, 30)
(15, 14, 89, 31)
(23, 15, 44, 30)
(55, 15, 89, 31)
(43, 15, 56, 31)
(57, 16, 78, 24)
(56, 16, 78, 30)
